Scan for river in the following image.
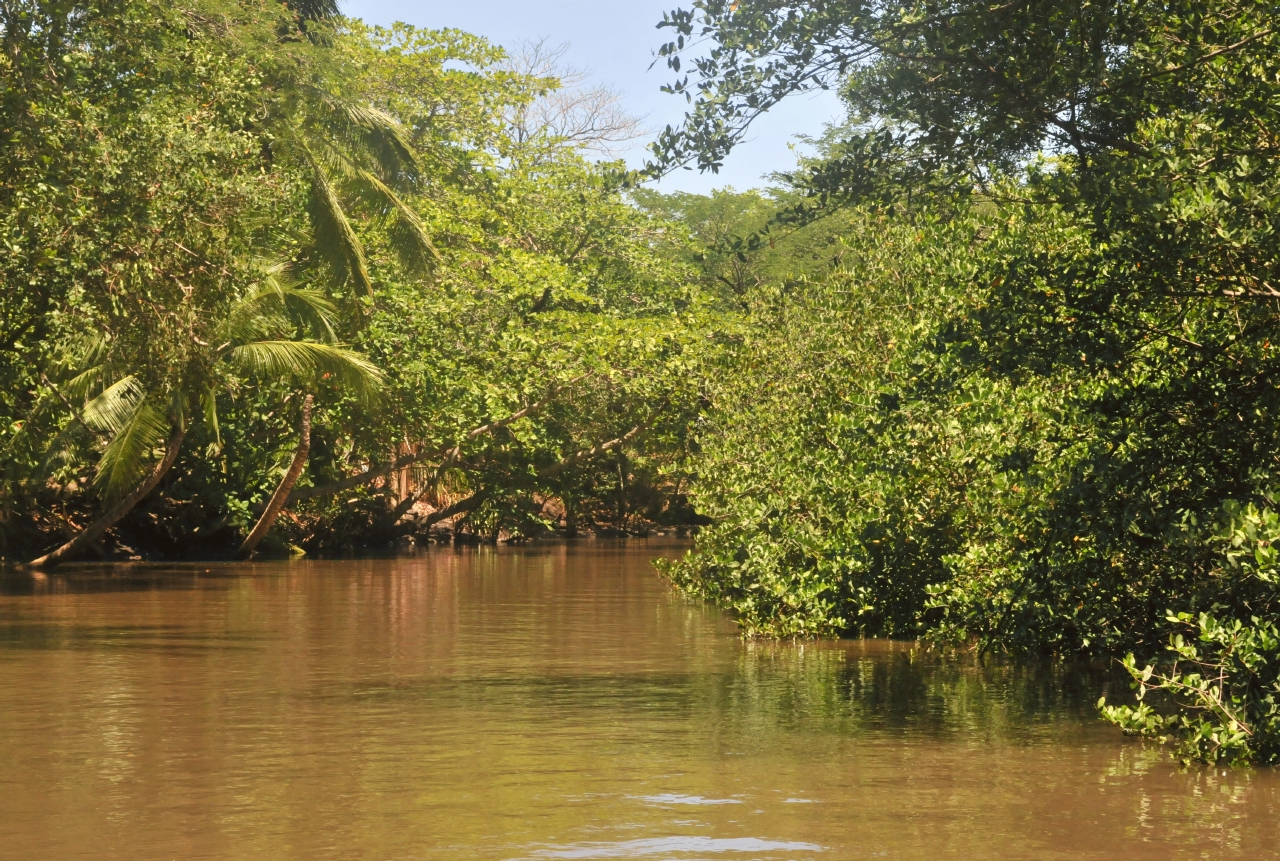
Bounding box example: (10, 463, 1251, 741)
(0, 542, 1276, 859)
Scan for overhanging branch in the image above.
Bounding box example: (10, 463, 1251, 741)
(283, 377, 582, 506)
(395, 400, 667, 532)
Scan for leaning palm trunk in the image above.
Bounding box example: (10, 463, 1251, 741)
(237, 395, 313, 559)
(27, 426, 187, 569)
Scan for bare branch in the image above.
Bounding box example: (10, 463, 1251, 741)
(503, 37, 649, 155)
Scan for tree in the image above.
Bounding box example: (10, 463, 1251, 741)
(503, 37, 647, 155)
(1, 1, 713, 563)
(25, 269, 379, 567)
(650, 1, 1280, 762)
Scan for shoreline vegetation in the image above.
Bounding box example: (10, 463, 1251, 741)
(2, 0, 713, 566)
(3, 0, 1280, 764)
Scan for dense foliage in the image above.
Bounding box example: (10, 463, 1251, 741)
(649, 0, 1280, 762)
(7, 0, 1280, 764)
(0, 0, 713, 563)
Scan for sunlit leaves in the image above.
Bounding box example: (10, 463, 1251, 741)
(228, 341, 382, 404)
(94, 400, 170, 501)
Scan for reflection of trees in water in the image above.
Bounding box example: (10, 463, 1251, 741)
(705, 643, 1274, 854)
(714, 642, 1115, 740)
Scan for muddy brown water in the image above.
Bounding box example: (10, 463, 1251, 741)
(0, 542, 1276, 860)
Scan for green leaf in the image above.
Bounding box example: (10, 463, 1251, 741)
(82, 376, 145, 435)
(95, 400, 169, 501)
(227, 340, 382, 404)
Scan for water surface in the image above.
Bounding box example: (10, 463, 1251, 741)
(0, 543, 1276, 859)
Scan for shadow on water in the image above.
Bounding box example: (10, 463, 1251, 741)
(724, 640, 1127, 738)
(0, 556, 1170, 739)
(0, 561, 256, 596)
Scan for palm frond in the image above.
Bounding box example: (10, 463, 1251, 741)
(167, 387, 189, 431)
(228, 269, 341, 343)
(82, 376, 145, 434)
(263, 261, 303, 289)
(285, 0, 339, 22)
(304, 147, 374, 299)
(323, 146, 440, 268)
(61, 364, 106, 403)
(319, 98, 422, 185)
(223, 302, 282, 345)
(52, 331, 112, 401)
(95, 400, 169, 501)
(40, 420, 92, 477)
(56, 329, 110, 376)
(272, 288, 340, 344)
(383, 203, 442, 270)
(202, 385, 222, 452)
(4, 380, 70, 459)
(228, 340, 383, 404)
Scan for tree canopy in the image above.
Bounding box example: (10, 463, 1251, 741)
(648, 0, 1280, 764)
(1, 0, 715, 564)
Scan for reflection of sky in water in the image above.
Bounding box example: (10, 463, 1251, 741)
(632, 794, 742, 806)
(524, 836, 825, 858)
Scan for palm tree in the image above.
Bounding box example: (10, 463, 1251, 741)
(237, 3, 442, 306)
(236, 393, 313, 559)
(290, 98, 441, 303)
(21, 5, 439, 566)
(26, 269, 380, 568)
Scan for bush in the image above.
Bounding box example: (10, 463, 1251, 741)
(1100, 500, 1280, 764)
(1101, 613, 1280, 766)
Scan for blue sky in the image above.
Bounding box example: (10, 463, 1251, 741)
(340, 0, 844, 193)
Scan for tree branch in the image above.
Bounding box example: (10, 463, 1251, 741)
(397, 404, 666, 534)
(537, 419, 651, 478)
(284, 378, 580, 506)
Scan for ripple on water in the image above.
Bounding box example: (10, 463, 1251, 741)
(631, 794, 743, 805)
(521, 836, 825, 858)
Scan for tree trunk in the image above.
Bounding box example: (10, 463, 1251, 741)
(394, 419, 655, 535)
(27, 425, 187, 569)
(419, 489, 490, 532)
(615, 450, 628, 532)
(280, 381, 575, 508)
(237, 395, 312, 559)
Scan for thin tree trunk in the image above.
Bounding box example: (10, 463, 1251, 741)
(615, 450, 627, 532)
(27, 426, 187, 569)
(237, 395, 312, 559)
(280, 381, 574, 508)
(394, 417, 657, 534)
